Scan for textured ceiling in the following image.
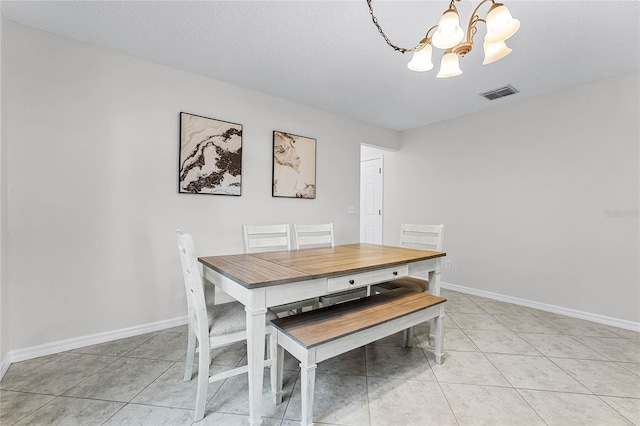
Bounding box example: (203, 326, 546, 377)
(2, 1, 639, 131)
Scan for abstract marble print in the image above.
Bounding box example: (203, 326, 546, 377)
(272, 131, 316, 199)
(179, 112, 242, 196)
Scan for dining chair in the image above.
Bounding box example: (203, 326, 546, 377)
(374, 223, 445, 293)
(293, 223, 367, 306)
(177, 229, 278, 422)
(243, 224, 318, 313)
(293, 223, 335, 249)
(373, 223, 445, 346)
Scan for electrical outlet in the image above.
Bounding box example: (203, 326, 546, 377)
(444, 260, 452, 269)
(347, 205, 355, 214)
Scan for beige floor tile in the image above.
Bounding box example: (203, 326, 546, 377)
(365, 345, 436, 381)
(519, 389, 634, 425)
(539, 317, 620, 337)
(317, 347, 366, 376)
(465, 330, 541, 355)
(416, 327, 479, 352)
(207, 368, 297, 418)
(284, 373, 370, 425)
(69, 332, 158, 357)
(447, 313, 511, 331)
(131, 362, 226, 409)
(474, 300, 533, 316)
(572, 336, 640, 363)
(551, 358, 640, 398)
(600, 396, 640, 425)
(618, 362, 640, 376)
(0, 390, 56, 425)
(518, 333, 608, 360)
(63, 357, 173, 402)
(486, 354, 590, 393)
(441, 383, 545, 425)
(494, 315, 563, 334)
(0, 353, 117, 395)
(14, 396, 124, 425)
(368, 378, 457, 426)
(123, 331, 188, 361)
(103, 404, 193, 425)
(428, 350, 511, 387)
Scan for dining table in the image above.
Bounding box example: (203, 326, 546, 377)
(199, 243, 446, 425)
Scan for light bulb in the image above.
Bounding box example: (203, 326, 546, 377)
(432, 8, 465, 49)
(407, 44, 434, 72)
(437, 52, 462, 78)
(483, 39, 512, 64)
(485, 3, 520, 43)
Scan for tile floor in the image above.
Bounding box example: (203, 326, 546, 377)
(1, 289, 639, 425)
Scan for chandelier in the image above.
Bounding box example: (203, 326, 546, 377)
(367, 0, 521, 78)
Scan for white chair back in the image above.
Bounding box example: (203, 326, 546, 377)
(176, 230, 209, 344)
(400, 224, 445, 252)
(242, 224, 291, 253)
(293, 223, 334, 249)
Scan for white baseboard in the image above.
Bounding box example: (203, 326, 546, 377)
(6, 315, 188, 367)
(0, 354, 10, 381)
(441, 282, 640, 332)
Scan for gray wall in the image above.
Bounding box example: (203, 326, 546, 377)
(3, 21, 399, 352)
(382, 71, 640, 322)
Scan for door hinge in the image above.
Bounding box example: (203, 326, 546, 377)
(379, 168, 382, 174)
(379, 209, 381, 215)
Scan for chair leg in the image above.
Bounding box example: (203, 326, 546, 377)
(270, 332, 284, 404)
(184, 324, 196, 381)
(194, 344, 210, 422)
(401, 327, 414, 348)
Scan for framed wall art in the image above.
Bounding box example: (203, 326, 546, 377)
(178, 112, 242, 196)
(272, 131, 316, 199)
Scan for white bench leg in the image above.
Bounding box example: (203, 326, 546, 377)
(270, 332, 284, 404)
(434, 313, 445, 365)
(300, 350, 317, 426)
(401, 327, 414, 348)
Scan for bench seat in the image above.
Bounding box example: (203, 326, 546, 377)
(270, 288, 446, 426)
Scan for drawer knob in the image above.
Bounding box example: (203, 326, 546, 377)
(393, 271, 398, 276)
(349, 280, 355, 285)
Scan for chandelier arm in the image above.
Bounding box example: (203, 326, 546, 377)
(465, 0, 495, 43)
(366, 0, 422, 53)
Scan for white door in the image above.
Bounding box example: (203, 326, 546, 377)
(360, 156, 383, 244)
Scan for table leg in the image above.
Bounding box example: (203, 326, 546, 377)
(428, 258, 442, 343)
(300, 350, 317, 426)
(246, 306, 267, 426)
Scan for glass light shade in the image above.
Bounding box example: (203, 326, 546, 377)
(485, 3, 520, 43)
(437, 52, 462, 78)
(432, 9, 465, 49)
(407, 44, 434, 72)
(482, 39, 512, 64)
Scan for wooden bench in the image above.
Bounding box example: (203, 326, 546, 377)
(269, 288, 447, 426)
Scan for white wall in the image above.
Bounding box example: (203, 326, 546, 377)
(0, 13, 9, 373)
(4, 21, 399, 353)
(383, 71, 640, 323)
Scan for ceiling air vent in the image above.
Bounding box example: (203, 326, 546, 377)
(480, 84, 519, 100)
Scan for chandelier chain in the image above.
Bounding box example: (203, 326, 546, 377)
(366, 0, 417, 54)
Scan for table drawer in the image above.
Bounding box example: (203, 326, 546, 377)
(327, 265, 409, 292)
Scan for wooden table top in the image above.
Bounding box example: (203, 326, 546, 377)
(199, 243, 445, 289)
